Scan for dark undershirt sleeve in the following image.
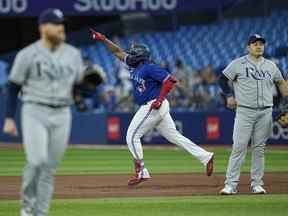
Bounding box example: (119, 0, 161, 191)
(218, 74, 233, 97)
(5, 81, 21, 119)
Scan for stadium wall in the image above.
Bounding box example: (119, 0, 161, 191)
(0, 97, 287, 145)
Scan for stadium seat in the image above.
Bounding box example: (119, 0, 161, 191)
(80, 10, 288, 79)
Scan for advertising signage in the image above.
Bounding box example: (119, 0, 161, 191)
(0, 0, 235, 17)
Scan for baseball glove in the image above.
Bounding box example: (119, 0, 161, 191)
(276, 98, 288, 128)
(73, 65, 105, 112)
(80, 65, 105, 90)
(276, 111, 288, 128)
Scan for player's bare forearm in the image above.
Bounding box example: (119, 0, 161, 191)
(90, 29, 126, 61)
(102, 38, 126, 61)
(277, 80, 288, 97)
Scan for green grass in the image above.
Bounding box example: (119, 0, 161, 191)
(0, 146, 287, 176)
(1, 195, 288, 216)
(0, 147, 287, 216)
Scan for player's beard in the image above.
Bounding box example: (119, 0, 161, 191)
(46, 32, 65, 48)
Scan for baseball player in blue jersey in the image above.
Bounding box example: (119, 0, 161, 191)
(3, 9, 84, 216)
(90, 29, 214, 186)
(218, 34, 288, 195)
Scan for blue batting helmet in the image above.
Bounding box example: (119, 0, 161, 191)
(126, 43, 151, 68)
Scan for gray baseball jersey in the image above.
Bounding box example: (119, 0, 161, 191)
(10, 40, 85, 216)
(223, 55, 284, 108)
(9, 40, 84, 106)
(222, 54, 284, 191)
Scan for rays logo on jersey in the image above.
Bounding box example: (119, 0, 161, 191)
(130, 73, 146, 93)
(35, 60, 69, 81)
(245, 67, 272, 80)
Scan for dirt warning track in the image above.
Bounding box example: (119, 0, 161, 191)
(0, 172, 287, 200)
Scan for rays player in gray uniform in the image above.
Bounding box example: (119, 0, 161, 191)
(219, 34, 288, 195)
(2, 9, 84, 215)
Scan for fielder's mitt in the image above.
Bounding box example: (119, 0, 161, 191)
(276, 111, 288, 128)
(80, 65, 105, 90)
(73, 65, 105, 112)
(276, 97, 288, 127)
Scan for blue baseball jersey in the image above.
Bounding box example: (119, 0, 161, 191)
(129, 62, 169, 105)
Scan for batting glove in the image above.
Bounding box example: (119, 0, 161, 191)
(90, 28, 105, 41)
(151, 100, 162, 110)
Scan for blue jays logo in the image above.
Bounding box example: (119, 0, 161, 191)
(245, 67, 272, 80)
(130, 74, 146, 93)
(137, 83, 146, 93)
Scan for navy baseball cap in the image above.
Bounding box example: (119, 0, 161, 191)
(247, 34, 266, 45)
(38, 8, 64, 25)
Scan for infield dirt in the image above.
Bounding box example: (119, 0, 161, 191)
(0, 173, 287, 199)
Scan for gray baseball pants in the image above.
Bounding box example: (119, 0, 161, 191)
(21, 103, 71, 216)
(224, 106, 272, 189)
